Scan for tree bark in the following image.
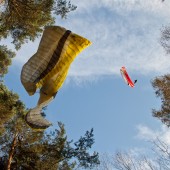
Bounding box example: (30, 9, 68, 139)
(6, 132, 18, 170)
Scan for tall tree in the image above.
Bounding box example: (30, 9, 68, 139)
(0, 119, 99, 170)
(0, 113, 44, 170)
(0, 0, 77, 49)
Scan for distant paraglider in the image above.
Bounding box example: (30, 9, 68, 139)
(120, 66, 137, 88)
(21, 26, 92, 129)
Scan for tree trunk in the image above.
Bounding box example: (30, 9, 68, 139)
(6, 132, 18, 170)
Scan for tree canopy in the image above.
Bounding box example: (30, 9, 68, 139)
(0, 45, 15, 77)
(0, 0, 77, 49)
(152, 75, 170, 126)
(0, 83, 25, 134)
(0, 118, 99, 169)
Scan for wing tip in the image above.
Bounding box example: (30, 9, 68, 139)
(25, 110, 52, 130)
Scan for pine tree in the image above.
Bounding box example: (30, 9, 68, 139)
(0, 120, 99, 169)
(0, 0, 77, 49)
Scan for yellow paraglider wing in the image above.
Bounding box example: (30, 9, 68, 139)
(21, 26, 91, 129)
(21, 26, 91, 96)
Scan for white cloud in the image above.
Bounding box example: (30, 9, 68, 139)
(11, 0, 170, 81)
(136, 124, 170, 145)
(72, 0, 167, 14)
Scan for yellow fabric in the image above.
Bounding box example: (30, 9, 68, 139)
(36, 33, 91, 94)
(21, 26, 91, 129)
(21, 26, 91, 96)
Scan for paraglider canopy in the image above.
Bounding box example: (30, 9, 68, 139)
(21, 26, 92, 129)
(120, 66, 136, 88)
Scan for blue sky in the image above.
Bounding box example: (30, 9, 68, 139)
(3, 0, 170, 161)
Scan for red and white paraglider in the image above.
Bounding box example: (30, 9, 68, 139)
(120, 66, 137, 88)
